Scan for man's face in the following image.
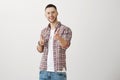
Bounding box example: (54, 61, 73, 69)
(45, 7, 58, 23)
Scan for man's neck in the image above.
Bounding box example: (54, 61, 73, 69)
(50, 21, 58, 30)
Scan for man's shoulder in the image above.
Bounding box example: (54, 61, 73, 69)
(60, 24, 72, 32)
(61, 24, 68, 28)
(41, 26, 48, 32)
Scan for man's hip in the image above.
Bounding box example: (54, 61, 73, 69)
(39, 70, 67, 80)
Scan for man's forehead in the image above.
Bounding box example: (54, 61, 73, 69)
(45, 7, 56, 12)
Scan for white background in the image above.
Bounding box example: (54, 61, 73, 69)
(0, 0, 120, 80)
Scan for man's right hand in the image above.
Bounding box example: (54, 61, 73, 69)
(37, 35, 44, 53)
(39, 35, 44, 46)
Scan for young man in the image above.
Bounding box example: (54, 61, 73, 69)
(37, 4, 72, 80)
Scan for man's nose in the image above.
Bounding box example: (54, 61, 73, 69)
(49, 13, 53, 16)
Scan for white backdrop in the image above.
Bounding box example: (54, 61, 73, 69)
(0, 0, 120, 80)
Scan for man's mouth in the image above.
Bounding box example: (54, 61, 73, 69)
(49, 17, 54, 20)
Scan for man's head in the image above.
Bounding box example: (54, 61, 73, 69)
(45, 4, 58, 23)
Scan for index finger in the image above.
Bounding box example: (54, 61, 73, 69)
(55, 28, 60, 34)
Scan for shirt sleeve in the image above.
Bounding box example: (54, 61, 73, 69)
(62, 27, 72, 48)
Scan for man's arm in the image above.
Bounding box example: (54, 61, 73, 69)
(54, 28, 72, 49)
(37, 34, 45, 53)
(57, 36, 69, 48)
(37, 41, 44, 53)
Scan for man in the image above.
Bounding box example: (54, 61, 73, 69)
(37, 4, 72, 80)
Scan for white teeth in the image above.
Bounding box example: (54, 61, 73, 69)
(50, 18, 52, 19)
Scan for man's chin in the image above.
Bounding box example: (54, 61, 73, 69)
(48, 18, 57, 23)
(49, 20, 55, 23)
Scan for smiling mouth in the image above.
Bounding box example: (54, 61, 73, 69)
(49, 16, 54, 19)
(49, 18, 54, 20)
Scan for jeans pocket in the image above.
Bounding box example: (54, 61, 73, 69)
(39, 71, 43, 74)
(39, 71, 47, 79)
(57, 72, 66, 78)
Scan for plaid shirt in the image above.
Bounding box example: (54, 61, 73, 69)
(39, 22, 72, 71)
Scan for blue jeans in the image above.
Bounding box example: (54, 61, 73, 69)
(39, 70, 67, 80)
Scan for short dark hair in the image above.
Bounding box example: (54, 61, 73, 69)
(45, 4, 57, 10)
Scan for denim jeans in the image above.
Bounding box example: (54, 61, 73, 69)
(39, 70, 67, 80)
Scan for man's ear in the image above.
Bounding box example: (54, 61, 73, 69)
(57, 11, 58, 16)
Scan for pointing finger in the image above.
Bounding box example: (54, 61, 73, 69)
(55, 28, 60, 34)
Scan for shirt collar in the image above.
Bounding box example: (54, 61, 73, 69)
(47, 21, 61, 30)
